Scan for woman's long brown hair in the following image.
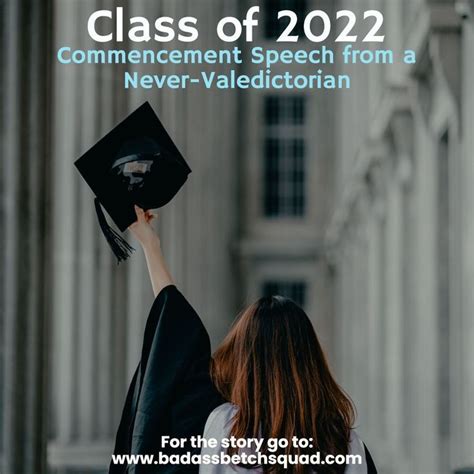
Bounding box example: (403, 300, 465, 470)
(211, 296, 355, 474)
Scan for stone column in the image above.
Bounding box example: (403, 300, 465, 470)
(76, 0, 100, 444)
(344, 233, 355, 395)
(1, 0, 52, 472)
(407, 6, 462, 468)
(50, 0, 81, 451)
(389, 109, 416, 472)
(383, 158, 404, 470)
(411, 108, 439, 474)
(366, 193, 384, 448)
(336, 245, 347, 385)
(349, 221, 362, 414)
(95, 61, 115, 442)
(353, 198, 370, 436)
(458, 16, 474, 468)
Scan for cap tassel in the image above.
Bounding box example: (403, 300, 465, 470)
(94, 197, 135, 263)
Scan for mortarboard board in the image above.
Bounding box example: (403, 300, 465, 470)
(75, 101, 191, 263)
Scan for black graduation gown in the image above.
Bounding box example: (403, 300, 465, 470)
(109, 285, 224, 474)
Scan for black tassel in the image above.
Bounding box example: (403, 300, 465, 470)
(94, 197, 135, 263)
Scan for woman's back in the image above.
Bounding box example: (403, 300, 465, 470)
(199, 403, 369, 474)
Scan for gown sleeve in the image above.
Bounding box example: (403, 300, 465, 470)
(109, 285, 224, 474)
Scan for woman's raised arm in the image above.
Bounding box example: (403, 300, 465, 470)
(128, 205, 174, 297)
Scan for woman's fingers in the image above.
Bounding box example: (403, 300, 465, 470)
(134, 205, 158, 224)
(134, 205, 146, 222)
(145, 211, 157, 222)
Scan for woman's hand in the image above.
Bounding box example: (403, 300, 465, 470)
(129, 205, 159, 249)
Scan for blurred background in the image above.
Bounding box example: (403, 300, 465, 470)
(1, 0, 474, 473)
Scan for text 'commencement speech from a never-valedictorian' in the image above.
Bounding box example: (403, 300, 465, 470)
(56, 6, 418, 90)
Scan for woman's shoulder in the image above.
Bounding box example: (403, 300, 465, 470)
(348, 430, 368, 456)
(346, 430, 373, 473)
(206, 402, 237, 424)
(349, 430, 363, 446)
(203, 402, 236, 437)
(210, 402, 236, 415)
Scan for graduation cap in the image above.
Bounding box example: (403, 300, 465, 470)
(75, 102, 191, 263)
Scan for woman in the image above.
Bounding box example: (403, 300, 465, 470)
(110, 206, 376, 474)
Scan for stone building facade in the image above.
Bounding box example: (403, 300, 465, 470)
(327, 0, 474, 472)
(1, 0, 474, 474)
